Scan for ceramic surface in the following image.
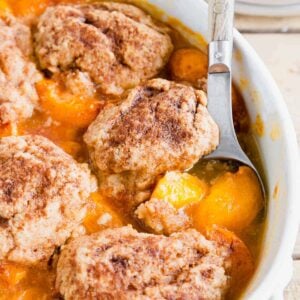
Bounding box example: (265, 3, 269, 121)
(143, 0, 300, 298)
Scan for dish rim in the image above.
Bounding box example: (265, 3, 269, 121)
(143, 0, 300, 297)
(232, 28, 300, 299)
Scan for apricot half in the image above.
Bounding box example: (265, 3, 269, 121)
(0, 0, 11, 15)
(0, 123, 18, 138)
(151, 171, 208, 209)
(169, 48, 208, 83)
(193, 166, 263, 232)
(11, 288, 49, 300)
(9, 0, 50, 17)
(0, 263, 27, 286)
(84, 193, 123, 233)
(36, 79, 101, 128)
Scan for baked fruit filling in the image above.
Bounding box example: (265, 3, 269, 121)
(0, 1, 264, 299)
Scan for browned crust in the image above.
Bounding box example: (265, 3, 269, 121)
(0, 17, 41, 125)
(84, 79, 219, 206)
(35, 2, 173, 95)
(56, 226, 229, 300)
(0, 135, 97, 265)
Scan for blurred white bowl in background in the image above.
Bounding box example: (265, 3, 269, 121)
(236, 0, 300, 16)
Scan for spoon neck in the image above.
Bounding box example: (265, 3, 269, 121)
(209, 41, 233, 73)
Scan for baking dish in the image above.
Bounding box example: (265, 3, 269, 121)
(0, 0, 298, 298)
(131, 0, 300, 298)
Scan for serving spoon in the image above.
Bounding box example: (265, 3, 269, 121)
(205, 0, 265, 195)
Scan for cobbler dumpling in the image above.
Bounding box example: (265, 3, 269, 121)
(0, 17, 41, 125)
(56, 226, 229, 300)
(84, 78, 219, 205)
(34, 2, 173, 95)
(135, 198, 191, 235)
(0, 135, 97, 265)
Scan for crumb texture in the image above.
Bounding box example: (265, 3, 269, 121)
(35, 2, 173, 95)
(135, 198, 191, 235)
(84, 78, 219, 206)
(0, 17, 41, 125)
(56, 226, 229, 300)
(0, 135, 97, 265)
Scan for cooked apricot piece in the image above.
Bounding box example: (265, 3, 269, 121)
(205, 226, 254, 295)
(18, 112, 82, 146)
(0, 263, 27, 286)
(36, 79, 101, 128)
(9, 0, 49, 17)
(0, 123, 18, 138)
(58, 141, 82, 158)
(151, 171, 208, 209)
(0, 0, 11, 15)
(169, 48, 208, 83)
(192, 166, 263, 231)
(84, 193, 123, 233)
(11, 288, 49, 300)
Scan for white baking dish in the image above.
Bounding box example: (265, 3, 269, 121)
(128, 0, 300, 298)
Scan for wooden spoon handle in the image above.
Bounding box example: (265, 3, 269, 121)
(208, 0, 235, 42)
